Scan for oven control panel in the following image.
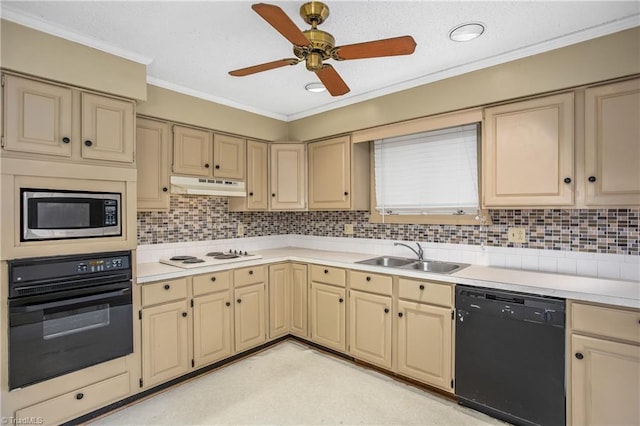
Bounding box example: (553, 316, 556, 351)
(76, 256, 126, 273)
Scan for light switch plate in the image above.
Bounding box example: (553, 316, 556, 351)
(237, 223, 245, 237)
(508, 227, 526, 243)
(344, 224, 354, 235)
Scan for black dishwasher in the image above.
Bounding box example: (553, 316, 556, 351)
(455, 285, 565, 426)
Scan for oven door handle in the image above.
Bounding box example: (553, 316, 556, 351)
(11, 288, 130, 313)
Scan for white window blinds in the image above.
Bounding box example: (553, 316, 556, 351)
(374, 124, 479, 215)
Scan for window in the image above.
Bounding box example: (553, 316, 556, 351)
(374, 123, 479, 216)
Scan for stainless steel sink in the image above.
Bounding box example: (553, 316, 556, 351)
(356, 256, 468, 274)
(356, 256, 414, 267)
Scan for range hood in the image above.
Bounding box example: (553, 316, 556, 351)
(170, 176, 246, 197)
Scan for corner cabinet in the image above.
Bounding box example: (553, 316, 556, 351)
(584, 78, 640, 206)
(482, 92, 574, 207)
(308, 136, 370, 210)
(136, 117, 170, 211)
(270, 143, 306, 210)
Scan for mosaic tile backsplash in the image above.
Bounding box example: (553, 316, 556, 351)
(137, 195, 639, 255)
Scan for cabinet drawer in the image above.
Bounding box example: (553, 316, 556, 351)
(349, 270, 392, 296)
(193, 271, 231, 296)
(15, 372, 130, 426)
(398, 278, 452, 307)
(142, 278, 188, 306)
(234, 265, 265, 287)
(572, 302, 640, 344)
(310, 265, 346, 287)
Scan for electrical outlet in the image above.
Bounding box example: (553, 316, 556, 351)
(237, 223, 245, 237)
(344, 224, 354, 235)
(508, 227, 526, 243)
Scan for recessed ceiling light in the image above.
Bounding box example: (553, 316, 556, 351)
(449, 23, 485, 42)
(305, 82, 326, 93)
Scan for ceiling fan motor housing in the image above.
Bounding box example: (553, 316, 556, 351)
(300, 2, 330, 26)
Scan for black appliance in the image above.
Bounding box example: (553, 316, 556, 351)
(8, 251, 133, 390)
(21, 188, 121, 241)
(455, 285, 565, 426)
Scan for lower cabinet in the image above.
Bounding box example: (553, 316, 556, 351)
(193, 291, 233, 368)
(290, 263, 308, 338)
(268, 264, 291, 338)
(310, 282, 346, 352)
(234, 282, 267, 352)
(349, 290, 392, 369)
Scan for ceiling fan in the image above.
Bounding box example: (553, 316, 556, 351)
(228, 2, 417, 96)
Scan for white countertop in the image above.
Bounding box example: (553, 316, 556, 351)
(137, 247, 640, 309)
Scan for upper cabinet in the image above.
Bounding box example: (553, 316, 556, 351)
(2, 74, 135, 165)
(482, 92, 574, 207)
(136, 117, 170, 211)
(584, 78, 640, 206)
(172, 124, 245, 180)
(270, 143, 306, 210)
(308, 136, 370, 210)
(228, 140, 268, 211)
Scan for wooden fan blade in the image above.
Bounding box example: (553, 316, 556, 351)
(315, 65, 350, 96)
(229, 58, 299, 77)
(252, 3, 311, 47)
(333, 35, 416, 60)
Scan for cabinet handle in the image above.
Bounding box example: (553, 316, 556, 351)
(162, 187, 168, 192)
(588, 176, 597, 183)
(204, 163, 210, 168)
(182, 312, 187, 317)
(215, 165, 220, 169)
(339, 298, 344, 303)
(344, 191, 349, 196)
(384, 308, 389, 313)
(575, 352, 584, 360)
(62, 137, 70, 144)
(419, 284, 425, 290)
(237, 299, 242, 304)
(248, 270, 253, 275)
(210, 276, 216, 282)
(564, 177, 572, 184)
(75, 392, 84, 400)
(164, 284, 170, 290)
(225, 301, 231, 307)
(324, 269, 329, 274)
(271, 193, 276, 197)
(366, 276, 371, 282)
(249, 192, 254, 196)
(84, 140, 93, 147)
(398, 312, 403, 318)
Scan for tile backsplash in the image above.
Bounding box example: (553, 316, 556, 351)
(137, 195, 639, 256)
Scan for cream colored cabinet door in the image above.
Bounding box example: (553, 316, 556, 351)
(585, 78, 640, 206)
(213, 134, 245, 179)
(3, 74, 72, 156)
(571, 334, 640, 426)
(349, 290, 392, 369)
(141, 300, 190, 388)
(234, 282, 267, 352)
(396, 300, 453, 391)
(81, 92, 134, 163)
(270, 143, 306, 210)
(173, 125, 212, 177)
(246, 140, 268, 209)
(193, 291, 233, 368)
(290, 263, 308, 338)
(136, 118, 170, 211)
(310, 282, 346, 352)
(268, 264, 290, 338)
(483, 92, 574, 207)
(308, 136, 351, 209)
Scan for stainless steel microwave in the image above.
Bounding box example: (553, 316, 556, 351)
(21, 189, 122, 241)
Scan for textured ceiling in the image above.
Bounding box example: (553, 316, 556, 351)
(2, 1, 639, 121)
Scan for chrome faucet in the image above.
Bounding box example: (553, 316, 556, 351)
(394, 242, 424, 261)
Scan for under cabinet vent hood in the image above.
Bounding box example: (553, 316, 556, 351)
(170, 176, 246, 197)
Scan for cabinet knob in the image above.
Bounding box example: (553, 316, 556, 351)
(84, 140, 93, 147)
(182, 312, 187, 317)
(324, 269, 329, 274)
(398, 312, 404, 318)
(225, 301, 231, 307)
(215, 165, 220, 169)
(384, 308, 389, 313)
(62, 137, 70, 144)
(366, 276, 371, 282)
(344, 191, 349, 196)
(575, 352, 584, 360)
(419, 284, 425, 290)
(271, 193, 276, 197)
(249, 192, 254, 196)
(204, 163, 210, 168)
(210, 276, 216, 282)
(588, 176, 597, 182)
(339, 298, 344, 303)
(75, 392, 84, 400)
(248, 270, 253, 275)
(237, 299, 242, 304)
(162, 187, 168, 192)
(564, 177, 572, 184)
(164, 284, 170, 290)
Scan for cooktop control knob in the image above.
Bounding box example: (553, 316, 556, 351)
(542, 310, 553, 322)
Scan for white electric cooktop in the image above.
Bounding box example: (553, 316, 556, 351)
(159, 251, 262, 269)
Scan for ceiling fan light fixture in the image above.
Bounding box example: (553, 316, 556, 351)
(449, 23, 485, 42)
(305, 82, 326, 93)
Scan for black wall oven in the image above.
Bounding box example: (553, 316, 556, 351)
(8, 251, 133, 390)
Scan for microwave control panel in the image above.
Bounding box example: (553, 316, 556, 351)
(103, 200, 118, 226)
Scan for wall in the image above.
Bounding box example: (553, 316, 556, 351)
(138, 195, 639, 256)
